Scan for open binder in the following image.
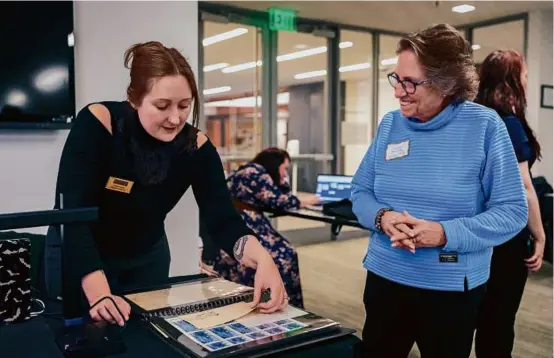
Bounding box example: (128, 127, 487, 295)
(124, 276, 353, 357)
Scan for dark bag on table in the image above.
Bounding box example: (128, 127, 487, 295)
(322, 199, 357, 221)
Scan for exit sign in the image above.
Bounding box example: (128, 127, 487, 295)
(268, 7, 296, 32)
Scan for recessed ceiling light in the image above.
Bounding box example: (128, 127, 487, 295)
(294, 70, 328, 80)
(222, 61, 263, 73)
(203, 86, 231, 95)
(294, 44, 308, 50)
(203, 63, 229, 72)
(339, 41, 353, 49)
(277, 42, 352, 62)
(205, 92, 290, 108)
(203, 28, 248, 47)
(278, 46, 328, 62)
(452, 4, 475, 13)
(380, 57, 398, 66)
(471, 44, 481, 50)
(220, 42, 355, 75)
(339, 62, 371, 72)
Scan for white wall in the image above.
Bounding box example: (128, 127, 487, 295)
(0, 1, 200, 277)
(527, 10, 553, 185)
(0, 131, 68, 225)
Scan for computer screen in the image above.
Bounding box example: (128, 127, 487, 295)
(315, 175, 353, 202)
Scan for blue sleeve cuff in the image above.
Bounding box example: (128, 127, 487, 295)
(441, 220, 460, 252)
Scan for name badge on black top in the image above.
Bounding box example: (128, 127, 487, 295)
(106, 176, 134, 194)
(439, 253, 458, 263)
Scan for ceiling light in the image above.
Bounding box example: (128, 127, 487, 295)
(222, 60, 263, 73)
(205, 92, 290, 108)
(294, 44, 308, 50)
(294, 70, 327, 80)
(452, 4, 475, 13)
(471, 44, 481, 50)
(339, 41, 353, 49)
(203, 63, 229, 72)
(277, 46, 327, 62)
(203, 86, 231, 95)
(380, 57, 398, 66)
(339, 62, 371, 72)
(203, 28, 248, 47)
(222, 43, 356, 74)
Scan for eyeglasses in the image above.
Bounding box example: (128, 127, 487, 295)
(387, 72, 430, 94)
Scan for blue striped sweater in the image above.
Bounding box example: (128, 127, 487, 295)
(351, 101, 528, 291)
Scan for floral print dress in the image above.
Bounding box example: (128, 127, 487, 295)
(209, 162, 304, 308)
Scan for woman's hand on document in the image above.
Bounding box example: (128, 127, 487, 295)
(234, 235, 288, 313)
(252, 254, 288, 313)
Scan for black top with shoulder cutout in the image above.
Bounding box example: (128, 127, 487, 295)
(55, 101, 252, 280)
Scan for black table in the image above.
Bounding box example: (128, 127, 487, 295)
(1, 276, 361, 358)
(268, 208, 365, 239)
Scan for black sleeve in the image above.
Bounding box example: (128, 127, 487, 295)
(190, 139, 254, 256)
(56, 106, 111, 280)
(503, 116, 532, 163)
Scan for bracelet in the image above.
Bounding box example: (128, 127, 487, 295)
(375, 208, 392, 232)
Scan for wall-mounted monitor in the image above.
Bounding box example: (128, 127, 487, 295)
(0, 1, 75, 128)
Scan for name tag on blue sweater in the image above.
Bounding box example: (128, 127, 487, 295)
(385, 140, 409, 160)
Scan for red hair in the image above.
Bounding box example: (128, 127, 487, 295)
(476, 49, 541, 160)
(123, 41, 199, 129)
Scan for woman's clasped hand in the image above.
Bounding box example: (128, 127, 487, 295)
(381, 210, 447, 252)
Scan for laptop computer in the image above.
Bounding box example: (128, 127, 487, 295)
(305, 174, 353, 211)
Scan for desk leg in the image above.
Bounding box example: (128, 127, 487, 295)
(292, 162, 298, 195)
(331, 223, 342, 240)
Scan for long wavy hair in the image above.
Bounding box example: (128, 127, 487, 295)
(252, 147, 291, 186)
(476, 49, 541, 160)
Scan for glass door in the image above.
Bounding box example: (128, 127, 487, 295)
(202, 18, 263, 174)
(276, 27, 336, 194)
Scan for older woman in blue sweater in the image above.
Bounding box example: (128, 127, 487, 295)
(351, 24, 528, 358)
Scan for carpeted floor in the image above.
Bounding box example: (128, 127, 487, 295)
(296, 237, 553, 358)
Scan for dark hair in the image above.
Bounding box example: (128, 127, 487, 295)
(123, 41, 199, 129)
(397, 23, 478, 101)
(252, 147, 291, 185)
(476, 49, 541, 160)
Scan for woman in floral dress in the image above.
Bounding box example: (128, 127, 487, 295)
(203, 148, 320, 308)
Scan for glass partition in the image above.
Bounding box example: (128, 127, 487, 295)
(340, 30, 373, 175)
(202, 21, 263, 174)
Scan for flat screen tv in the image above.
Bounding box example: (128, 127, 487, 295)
(0, 1, 75, 126)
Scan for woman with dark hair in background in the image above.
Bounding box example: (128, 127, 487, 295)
(474, 49, 546, 358)
(203, 147, 321, 308)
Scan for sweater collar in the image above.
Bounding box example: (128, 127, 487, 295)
(403, 100, 465, 131)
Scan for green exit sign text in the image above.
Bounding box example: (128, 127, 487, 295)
(268, 7, 297, 32)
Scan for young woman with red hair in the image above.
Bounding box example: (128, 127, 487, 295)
(474, 49, 546, 357)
